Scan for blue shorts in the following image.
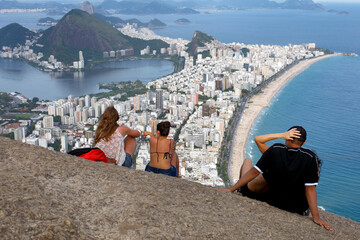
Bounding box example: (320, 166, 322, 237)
(122, 153, 133, 168)
(145, 164, 177, 177)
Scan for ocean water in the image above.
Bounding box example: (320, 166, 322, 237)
(0, 2, 359, 221)
(245, 55, 360, 222)
(126, 3, 360, 55)
(0, 12, 49, 30)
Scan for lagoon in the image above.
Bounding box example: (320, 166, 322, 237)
(0, 59, 174, 100)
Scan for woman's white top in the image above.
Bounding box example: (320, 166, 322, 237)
(95, 128, 125, 166)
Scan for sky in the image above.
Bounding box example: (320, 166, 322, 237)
(281, 0, 360, 2)
(3, 0, 360, 4)
(312, 0, 360, 2)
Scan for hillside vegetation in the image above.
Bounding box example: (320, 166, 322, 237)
(35, 9, 168, 64)
(186, 31, 214, 56)
(0, 23, 35, 48)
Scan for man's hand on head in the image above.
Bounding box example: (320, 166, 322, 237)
(283, 128, 301, 140)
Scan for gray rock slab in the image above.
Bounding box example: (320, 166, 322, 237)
(0, 137, 359, 239)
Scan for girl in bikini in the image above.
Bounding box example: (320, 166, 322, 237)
(142, 121, 180, 177)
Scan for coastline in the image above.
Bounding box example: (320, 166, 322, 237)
(228, 53, 340, 183)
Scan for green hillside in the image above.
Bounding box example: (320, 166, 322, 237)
(0, 23, 35, 48)
(186, 31, 214, 56)
(35, 9, 168, 65)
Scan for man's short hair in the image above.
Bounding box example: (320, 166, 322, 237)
(288, 126, 307, 143)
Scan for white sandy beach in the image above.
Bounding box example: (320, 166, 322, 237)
(228, 54, 340, 183)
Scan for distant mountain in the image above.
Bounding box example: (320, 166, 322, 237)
(186, 31, 214, 56)
(230, 0, 278, 9)
(37, 17, 58, 26)
(327, 9, 349, 15)
(147, 18, 167, 29)
(280, 0, 325, 10)
(171, 0, 325, 11)
(81, 1, 96, 14)
(175, 18, 191, 25)
(97, 0, 199, 15)
(35, 9, 168, 64)
(0, 0, 79, 14)
(38, 17, 58, 23)
(92, 13, 167, 29)
(0, 23, 35, 48)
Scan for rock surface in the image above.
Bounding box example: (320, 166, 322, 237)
(0, 137, 359, 239)
(81, 1, 96, 15)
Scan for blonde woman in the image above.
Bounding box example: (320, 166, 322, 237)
(95, 106, 140, 167)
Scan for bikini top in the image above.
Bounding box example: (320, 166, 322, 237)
(150, 138, 172, 162)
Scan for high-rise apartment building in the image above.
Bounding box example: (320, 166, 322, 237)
(190, 94, 199, 105)
(156, 91, 163, 110)
(74, 111, 82, 123)
(78, 51, 84, 69)
(95, 103, 101, 118)
(215, 80, 223, 91)
(48, 105, 56, 116)
(14, 127, 26, 141)
(202, 104, 216, 117)
(61, 134, 68, 153)
(149, 119, 158, 135)
(43, 116, 54, 128)
(85, 95, 90, 107)
(88, 107, 95, 117)
(133, 96, 141, 111)
(78, 98, 85, 108)
(56, 106, 65, 117)
(91, 96, 97, 107)
(82, 109, 88, 122)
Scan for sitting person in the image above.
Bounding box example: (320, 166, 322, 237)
(220, 126, 332, 231)
(142, 121, 179, 177)
(94, 106, 140, 168)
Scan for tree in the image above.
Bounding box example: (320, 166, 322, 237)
(241, 47, 250, 56)
(54, 116, 61, 123)
(242, 89, 250, 95)
(49, 139, 61, 151)
(2, 132, 14, 140)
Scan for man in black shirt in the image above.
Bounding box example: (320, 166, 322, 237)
(221, 126, 332, 231)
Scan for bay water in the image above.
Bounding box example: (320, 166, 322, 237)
(0, 59, 174, 100)
(0, 2, 359, 221)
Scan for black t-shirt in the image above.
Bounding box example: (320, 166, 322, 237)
(255, 143, 320, 214)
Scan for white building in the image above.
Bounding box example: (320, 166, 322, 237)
(14, 127, 26, 141)
(43, 116, 54, 128)
(39, 138, 48, 148)
(61, 134, 69, 153)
